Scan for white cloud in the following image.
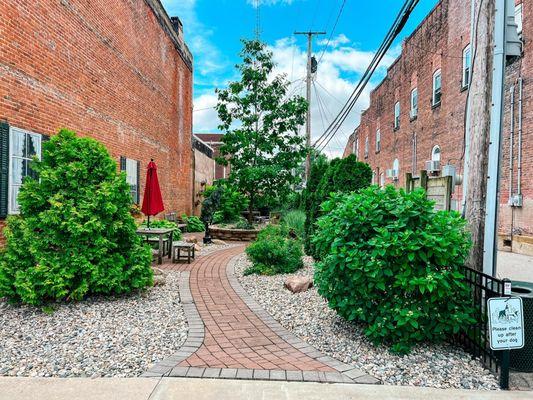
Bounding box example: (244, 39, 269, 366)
(193, 93, 219, 133)
(317, 33, 351, 48)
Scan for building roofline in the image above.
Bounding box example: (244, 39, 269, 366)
(144, 0, 193, 71)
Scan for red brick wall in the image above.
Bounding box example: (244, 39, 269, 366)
(344, 0, 533, 245)
(0, 0, 193, 240)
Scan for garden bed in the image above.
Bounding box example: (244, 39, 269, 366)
(0, 272, 187, 378)
(235, 254, 499, 390)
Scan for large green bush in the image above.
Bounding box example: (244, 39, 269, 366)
(245, 225, 303, 276)
(313, 186, 475, 354)
(181, 214, 204, 233)
(203, 181, 249, 224)
(304, 154, 372, 258)
(0, 129, 153, 305)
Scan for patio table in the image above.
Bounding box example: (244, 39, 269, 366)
(136, 227, 174, 265)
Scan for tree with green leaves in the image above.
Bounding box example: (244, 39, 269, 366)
(0, 129, 153, 305)
(216, 39, 308, 222)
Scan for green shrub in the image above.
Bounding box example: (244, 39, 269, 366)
(139, 219, 183, 240)
(304, 154, 372, 259)
(203, 180, 249, 224)
(282, 210, 305, 239)
(313, 186, 475, 354)
(181, 214, 204, 233)
(234, 216, 254, 230)
(245, 225, 303, 275)
(0, 129, 153, 305)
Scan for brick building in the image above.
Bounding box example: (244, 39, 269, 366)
(0, 0, 194, 244)
(343, 0, 532, 255)
(194, 133, 231, 180)
(192, 135, 215, 215)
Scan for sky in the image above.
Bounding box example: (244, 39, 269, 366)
(161, 0, 440, 157)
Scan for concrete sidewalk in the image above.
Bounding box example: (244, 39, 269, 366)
(1, 378, 532, 400)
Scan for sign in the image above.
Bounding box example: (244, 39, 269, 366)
(488, 297, 524, 350)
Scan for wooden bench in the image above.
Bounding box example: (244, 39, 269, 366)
(172, 241, 196, 263)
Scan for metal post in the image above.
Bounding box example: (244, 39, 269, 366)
(482, 0, 507, 276)
(294, 31, 325, 180)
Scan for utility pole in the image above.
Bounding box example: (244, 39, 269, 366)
(463, 0, 495, 272)
(294, 31, 325, 180)
(464, 0, 519, 274)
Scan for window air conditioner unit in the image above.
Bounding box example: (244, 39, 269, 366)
(386, 169, 398, 180)
(425, 160, 441, 172)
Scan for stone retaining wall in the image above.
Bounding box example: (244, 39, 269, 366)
(210, 227, 260, 242)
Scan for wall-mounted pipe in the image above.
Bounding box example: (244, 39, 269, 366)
(517, 77, 523, 196)
(509, 84, 515, 203)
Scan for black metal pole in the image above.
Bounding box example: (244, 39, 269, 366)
(500, 349, 510, 389)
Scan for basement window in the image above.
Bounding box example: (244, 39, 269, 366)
(432, 69, 442, 107)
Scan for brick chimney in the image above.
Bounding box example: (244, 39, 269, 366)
(170, 16, 183, 38)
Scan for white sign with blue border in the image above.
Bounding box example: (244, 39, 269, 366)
(488, 297, 524, 350)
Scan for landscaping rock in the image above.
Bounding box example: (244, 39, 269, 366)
(284, 276, 313, 293)
(184, 237, 198, 244)
(212, 239, 227, 245)
(194, 244, 202, 252)
(0, 272, 187, 378)
(153, 275, 166, 286)
(235, 254, 499, 390)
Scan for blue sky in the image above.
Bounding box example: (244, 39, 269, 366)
(162, 0, 439, 156)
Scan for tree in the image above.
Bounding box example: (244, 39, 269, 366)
(0, 129, 153, 305)
(216, 39, 308, 222)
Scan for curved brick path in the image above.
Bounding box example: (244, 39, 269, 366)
(143, 244, 378, 384)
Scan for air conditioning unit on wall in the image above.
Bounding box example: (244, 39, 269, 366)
(425, 160, 441, 172)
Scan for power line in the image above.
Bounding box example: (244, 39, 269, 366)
(317, 0, 347, 65)
(314, 0, 421, 153)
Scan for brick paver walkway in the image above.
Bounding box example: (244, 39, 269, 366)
(145, 244, 378, 384)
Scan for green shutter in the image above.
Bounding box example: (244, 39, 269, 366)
(0, 122, 9, 218)
(136, 160, 140, 204)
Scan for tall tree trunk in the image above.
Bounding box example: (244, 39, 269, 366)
(465, 0, 495, 271)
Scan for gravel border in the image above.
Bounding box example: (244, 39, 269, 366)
(235, 254, 500, 390)
(0, 272, 187, 378)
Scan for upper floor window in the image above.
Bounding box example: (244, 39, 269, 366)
(394, 101, 400, 129)
(462, 45, 471, 89)
(353, 137, 359, 158)
(8, 127, 42, 214)
(364, 136, 369, 158)
(431, 145, 441, 162)
(375, 129, 381, 153)
(432, 69, 442, 107)
(515, 4, 523, 35)
(410, 88, 418, 119)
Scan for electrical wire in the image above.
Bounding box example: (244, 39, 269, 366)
(314, 0, 420, 152)
(317, 0, 348, 65)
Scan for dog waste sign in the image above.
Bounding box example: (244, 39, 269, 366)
(488, 297, 524, 350)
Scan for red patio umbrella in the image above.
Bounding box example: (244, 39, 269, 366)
(141, 159, 164, 228)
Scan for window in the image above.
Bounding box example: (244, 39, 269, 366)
(462, 45, 471, 89)
(371, 170, 376, 185)
(353, 137, 359, 158)
(432, 69, 442, 106)
(515, 4, 523, 35)
(410, 88, 418, 118)
(394, 101, 400, 129)
(380, 172, 385, 188)
(8, 127, 42, 214)
(412, 133, 417, 174)
(120, 157, 140, 203)
(393, 158, 400, 177)
(431, 145, 441, 162)
(364, 136, 369, 158)
(375, 129, 381, 153)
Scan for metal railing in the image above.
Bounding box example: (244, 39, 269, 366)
(454, 266, 510, 389)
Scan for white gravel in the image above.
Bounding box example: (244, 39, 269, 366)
(0, 272, 187, 378)
(235, 254, 500, 390)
